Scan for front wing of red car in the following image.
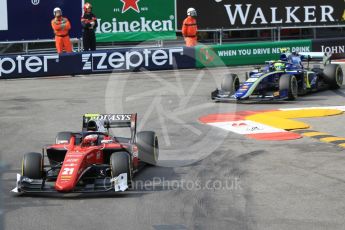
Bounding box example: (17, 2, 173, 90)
(11, 173, 128, 194)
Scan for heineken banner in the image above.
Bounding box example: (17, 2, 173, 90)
(177, 0, 345, 29)
(88, 0, 176, 42)
(196, 40, 312, 68)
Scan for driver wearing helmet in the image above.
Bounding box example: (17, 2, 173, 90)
(273, 62, 286, 71)
(82, 120, 99, 146)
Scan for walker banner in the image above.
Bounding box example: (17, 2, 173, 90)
(0, 47, 195, 79)
(0, 0, 82, 41)
(0, 0, 8, 31)
(196, 40, 312, 68)
(88, 0, 176, 42)
(177, 0, 345, 29)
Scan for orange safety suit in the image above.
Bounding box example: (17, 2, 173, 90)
(182, 16, 198, 47)
(51, 16, 72, 53)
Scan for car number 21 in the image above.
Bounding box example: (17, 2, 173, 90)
(62, 168, 74, 175)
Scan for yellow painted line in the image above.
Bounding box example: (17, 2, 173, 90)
(320, 137, 345, 143)
(339, 143, 345, 148)
(272, 109, 343, 119)
(246, 109, 343, 130)
(303, 132, 330, 137)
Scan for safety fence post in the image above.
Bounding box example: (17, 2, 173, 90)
(219, 28, 223, 45)
(277, 27, 281, 41)
(23, 43, 28, 54)
(0, 162, 6, 230)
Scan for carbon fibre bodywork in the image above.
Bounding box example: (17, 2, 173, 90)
(212, 61, 343, 102)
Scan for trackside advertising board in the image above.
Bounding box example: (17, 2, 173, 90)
(0, 47, 195, 79)
(88, 0, 176, 42)
(177, 0, 345, 29)
(0, 0, 82, 41)
(0, 0, 8, 31)
(196, 40, 312, 68)
(312, 37, 345, 53)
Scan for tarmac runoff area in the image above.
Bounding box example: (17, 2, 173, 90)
(1, 65, 345, 230)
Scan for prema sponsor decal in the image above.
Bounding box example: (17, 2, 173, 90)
(0, 0, 8, 31)
(86, 114, 132, 121)
(177, 0, 345, 29)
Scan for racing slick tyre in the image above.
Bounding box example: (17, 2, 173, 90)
(221, 74, 240, 95)
(323, 64, 343, 89)
(137, 131, 159, 166)
(55, 132, 72, 144)
(22, 152, 43, 179)
(110, 152, 132, 186)
(279, 74, 298, 100)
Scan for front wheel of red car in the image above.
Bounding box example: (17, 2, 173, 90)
(110, 152, 132, 186)
(22, 152, 43, 179)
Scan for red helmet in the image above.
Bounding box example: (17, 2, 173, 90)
(84, 2, 92, 12)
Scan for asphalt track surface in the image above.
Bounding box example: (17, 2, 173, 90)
(1, 65, 345, 230)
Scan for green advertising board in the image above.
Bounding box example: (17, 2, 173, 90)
(196, 40, 312, 68)
(89, 0, 176, 42)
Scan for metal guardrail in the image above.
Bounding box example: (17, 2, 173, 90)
(0, 38, 81, 54)
(0, 162, 7, 230)
(0, 25, 344, 54)
(0, 38, 167, 55)
(177, 25, 345, 44)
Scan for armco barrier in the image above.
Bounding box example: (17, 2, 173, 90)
(196, 40, 312, 68)
(0, 47, 195, 79)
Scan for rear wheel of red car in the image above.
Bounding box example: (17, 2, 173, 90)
(279, 74, 298, 100)
(110, 152, 132, 186)
(137, 131, 159, 166)
(22, 152, 43, 179)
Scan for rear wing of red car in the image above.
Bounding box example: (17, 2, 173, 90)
(82, 113, 137, 141)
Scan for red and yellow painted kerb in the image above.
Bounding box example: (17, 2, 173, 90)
(293, 129, 345, 149)
(199, 106, 345, 148)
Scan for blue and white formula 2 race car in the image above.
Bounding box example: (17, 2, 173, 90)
(211, 52, 343, 102)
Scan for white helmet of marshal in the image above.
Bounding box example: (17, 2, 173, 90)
(187, 8, 197, 17)
(53, 7, 62, 16)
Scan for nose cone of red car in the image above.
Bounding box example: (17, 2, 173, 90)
(55, 153, 84, 192)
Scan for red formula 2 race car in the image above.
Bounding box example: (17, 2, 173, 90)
(12, 113, 159, 194)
